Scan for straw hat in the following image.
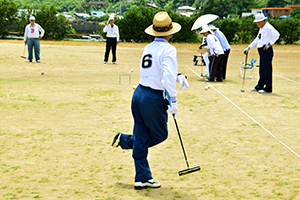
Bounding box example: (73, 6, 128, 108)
(253, 13, 267, 22)
(145, 12, 181, 37)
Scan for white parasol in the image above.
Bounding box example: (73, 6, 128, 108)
(191, 14, 219, 31)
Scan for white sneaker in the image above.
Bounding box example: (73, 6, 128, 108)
(259, 90, 267, 93)
(134, 179, 161, 190)
(104, 61, 107, 64)
(36, 60, 40, 63)
(26, 60, 32, 63)
(113, 61, 116, 64)
(111, 132, 121, 147)
(251, 88, 258, 92)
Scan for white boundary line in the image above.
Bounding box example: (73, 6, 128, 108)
(185, 65, 300, 159)
(273, 73, 300, 85)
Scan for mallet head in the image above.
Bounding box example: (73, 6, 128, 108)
(178, 165, 201, 176)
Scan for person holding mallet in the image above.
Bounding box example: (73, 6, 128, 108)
(111, 11, 189, 190)
(244, 13, 280, 93)
(24, 16, 45, 63)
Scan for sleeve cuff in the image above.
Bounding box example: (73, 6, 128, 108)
(170, 97, 177, 102)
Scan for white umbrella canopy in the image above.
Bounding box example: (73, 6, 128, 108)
(191, 14, 219, 30)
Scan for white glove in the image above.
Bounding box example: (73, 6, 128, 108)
(168, 101, 178, 119)
(244, 47, 250, 54)
(177, 74, 189, 90)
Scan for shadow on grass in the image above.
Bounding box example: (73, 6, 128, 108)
(115, 182, 199, 199)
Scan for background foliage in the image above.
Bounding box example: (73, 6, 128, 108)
(10, 0, 300, 18)
(112, 6, 200, 43)
(0, 0, 18, 38)
(2, 0, 300, 43)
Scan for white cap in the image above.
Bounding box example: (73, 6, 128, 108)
(29, 16, 35, 21)
(200, 25, 213, 34)
(253, 13, 267, 22)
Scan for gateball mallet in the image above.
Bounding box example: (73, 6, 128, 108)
(165, 89, 201, 176)
(241, 52, 248, 92)
(21, 45, 26, 59)
(173, 114, 201, 176)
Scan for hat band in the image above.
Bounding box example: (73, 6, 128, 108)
(153, 23, 173, 32)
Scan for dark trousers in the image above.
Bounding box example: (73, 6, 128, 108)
(104, 37, 117, 62)
(209, 54, 224, 81)
(222, 49, 230, 80)
(118, 85, 168, 182)
(255, 47, 273, 92)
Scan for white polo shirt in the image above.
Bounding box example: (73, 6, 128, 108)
(103, 24, 119, 42)
(139, 38, 178, 98)
(206, 33, 224, 56)
(248, 22, 280, 49)
(24, 23, 45, 41)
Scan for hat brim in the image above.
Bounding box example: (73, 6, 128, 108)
(200, 29, 213, 34)
(145, 22, 181, 37)
(254, 17, 267, 22)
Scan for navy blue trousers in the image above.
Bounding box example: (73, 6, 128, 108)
(209, 55, 224, 81)
(119, 84, 168, 182)
(222, 49, 230, 80)
(104, 37, 117, 62)
(255, 47, 273, 92)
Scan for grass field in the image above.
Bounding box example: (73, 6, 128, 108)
(0, 40, 299, 200)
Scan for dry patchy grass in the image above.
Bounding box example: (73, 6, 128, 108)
(0, 40, 299, 199)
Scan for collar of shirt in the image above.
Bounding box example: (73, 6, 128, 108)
(154, 38, 168, 43)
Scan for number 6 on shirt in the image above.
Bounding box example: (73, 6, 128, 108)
(142, 54, 152, 68)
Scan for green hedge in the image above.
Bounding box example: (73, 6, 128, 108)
(270, 17, 300, 44)
(111, 6, 300, 44)
(113, 6, 200, 43)
(0, 0, 18, 38)
(214, 15, 300, 44)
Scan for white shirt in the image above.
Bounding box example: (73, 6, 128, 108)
(206, 33, 224, 56)
(24, 23, 45, 41)
(248, 22, 280, 49)
(214, 30, 231, 51)
(139, 38, 178, 98)
(103, 24, 119, 42)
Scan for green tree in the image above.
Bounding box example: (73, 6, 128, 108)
(291, 8, 300, 19)
(115, 5, 155, 42)
(213, 17, 240, 43)
(115, 5, 199, 43)
(0, 0, 18, 38)
(270, 17, 300, 44)
(267, 0, 286, 7)
(166, 8, 199, 43)
(155, 0, 169, 8)
(234, 15, 259, 44)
